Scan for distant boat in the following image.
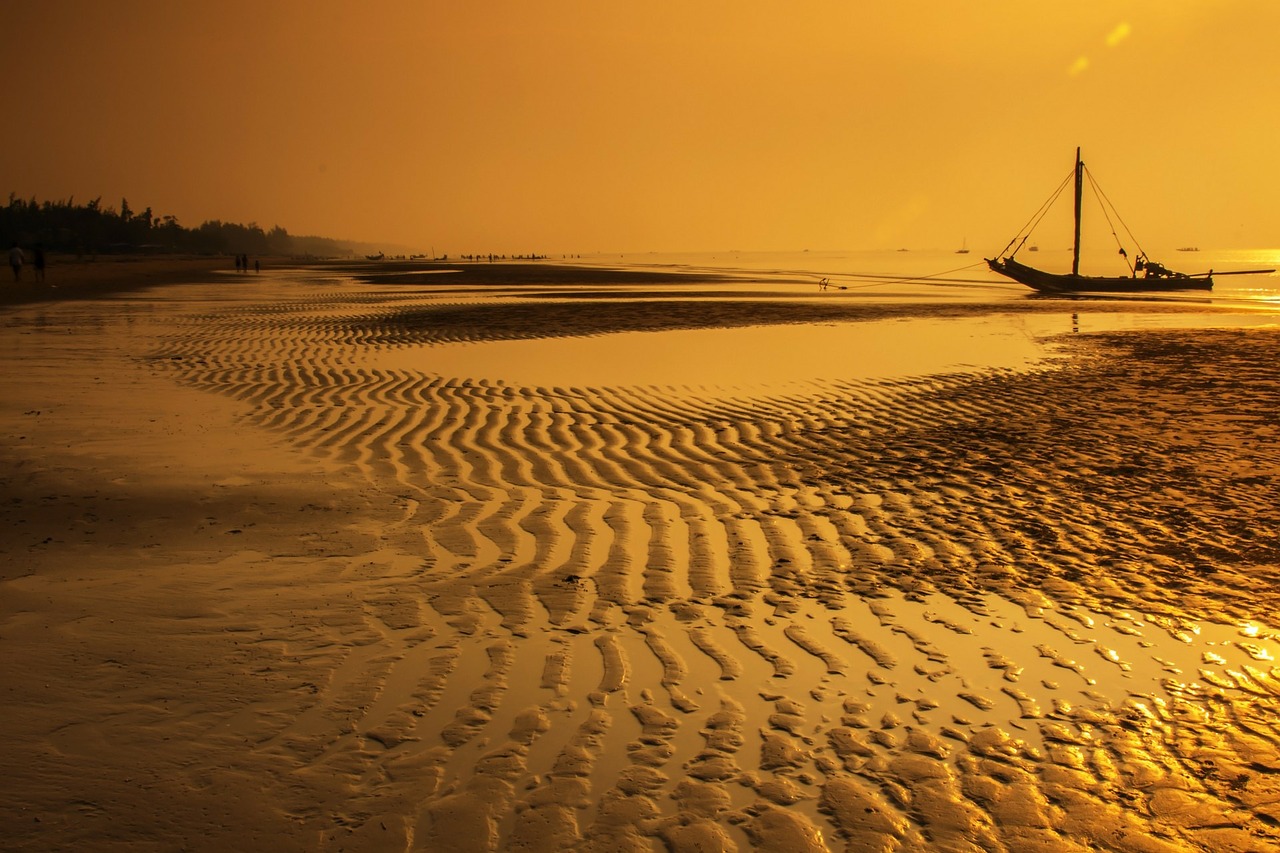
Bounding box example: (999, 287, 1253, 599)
(365, 252, 385, 261)
(955, 239, 970, 254)
(1177, 247, 1200, 252)
(985, 149, 1269, 293)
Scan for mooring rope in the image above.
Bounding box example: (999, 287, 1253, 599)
(814, 260, 992, 290)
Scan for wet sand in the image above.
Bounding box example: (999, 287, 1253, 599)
(0, 254, 231, 306)
(3, 260, 1280, 851)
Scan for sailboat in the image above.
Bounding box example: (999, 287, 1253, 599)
(986, 149, 1252, 294)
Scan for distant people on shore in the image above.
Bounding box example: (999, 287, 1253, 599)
(231, 253, 259, 273)
(9, 242, 23, 280)
(458, 253, 548, 262)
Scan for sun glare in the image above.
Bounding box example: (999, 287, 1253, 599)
(1106, 22, 1132, 48)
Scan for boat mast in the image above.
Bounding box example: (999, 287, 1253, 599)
(1072, 146, 1083, 277)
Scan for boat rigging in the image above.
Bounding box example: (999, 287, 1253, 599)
(987, 148, 1272, 294)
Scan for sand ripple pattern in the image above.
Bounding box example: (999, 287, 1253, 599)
(149, 289, 1280, 851)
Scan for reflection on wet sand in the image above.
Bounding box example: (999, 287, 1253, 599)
(2, 267, 1280, 851)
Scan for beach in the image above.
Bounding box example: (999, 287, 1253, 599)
(3, 257, 1280, 852)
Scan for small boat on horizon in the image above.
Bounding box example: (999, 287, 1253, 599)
(986, 149, 1271, 294)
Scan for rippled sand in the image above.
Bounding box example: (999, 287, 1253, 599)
(3, 263, 1280, 851)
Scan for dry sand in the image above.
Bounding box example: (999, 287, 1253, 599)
(3, 260, 1280, 851)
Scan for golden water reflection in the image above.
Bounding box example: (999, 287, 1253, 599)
(363, 310, 1279, 392)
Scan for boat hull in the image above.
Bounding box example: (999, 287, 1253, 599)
(987, 257, 1212, 294)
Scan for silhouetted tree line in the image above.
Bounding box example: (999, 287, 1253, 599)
(2, 193, 363, 257)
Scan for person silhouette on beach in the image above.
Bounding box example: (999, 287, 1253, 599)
(8, 243, 23, 281)
(33, 244, 45, 282)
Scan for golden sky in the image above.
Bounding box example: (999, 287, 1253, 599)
(4, 1, 1278, 253)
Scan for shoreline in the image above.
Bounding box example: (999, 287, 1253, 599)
(0, 256, 746, 309)
(0, 254, 239, 306)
